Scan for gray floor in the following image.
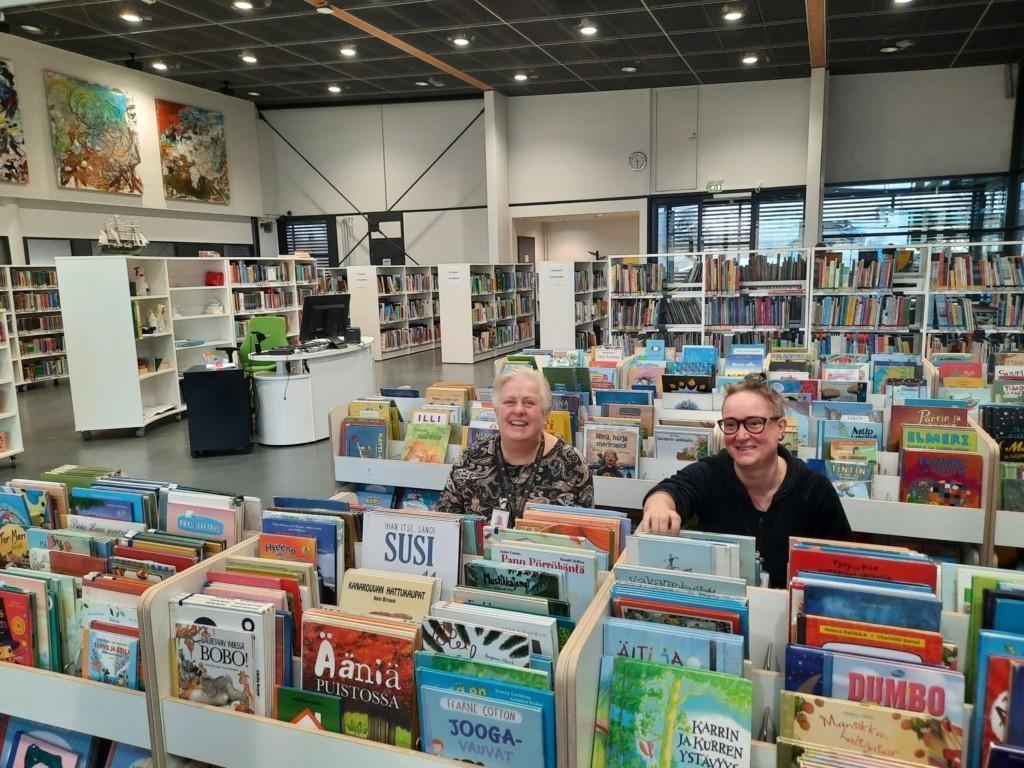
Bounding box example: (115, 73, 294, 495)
(0, 348, 496, 507)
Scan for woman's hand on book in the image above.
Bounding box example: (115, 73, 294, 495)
(638, 492, 681, 535)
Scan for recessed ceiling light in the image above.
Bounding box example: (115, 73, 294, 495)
(314, 2, 333, 12)
(328, 84, 342, 93)
(119, 10, 143, 23)
(452, 34, 471, 47)
(20, 24, 44, 34)
(741, 53, 759, 64)
(232, 0, 254, 9)
(880, 45, 900, 53)
(894, 0, 913, 4)
(248, 91, 261, 96)
(339, 45, 356, 57)
(513, 72, 529, 81)
(621, 65, 638, 73)
(578, 19, 598, 36)
(240, 53, 258, 64)
(722, 7, 744, 21)
(414, 80, 429, 87)
(151, 61, 168, 71)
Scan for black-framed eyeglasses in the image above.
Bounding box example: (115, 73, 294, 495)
(717, 416, 782, 435)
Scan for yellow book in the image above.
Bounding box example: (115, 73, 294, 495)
(545, 411, 573, 444)
(340, 568, 440, 621)
(943, 376, 987, 389)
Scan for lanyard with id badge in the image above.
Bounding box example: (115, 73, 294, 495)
(491, 435, 544, 528)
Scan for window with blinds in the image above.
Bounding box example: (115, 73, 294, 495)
(757, 198, 805, 249)
(280, 217, 336, 267)
(656, 202, 699, 253)
(700, 200, 752, 250)
(652, 192, 804, 252)
(822, 176, 1009, 246)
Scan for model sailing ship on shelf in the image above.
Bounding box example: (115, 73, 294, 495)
(98, 216, 149, 255)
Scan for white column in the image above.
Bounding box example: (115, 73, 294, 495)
(803, 68, 829, 247)
(484, 90, 511, 264)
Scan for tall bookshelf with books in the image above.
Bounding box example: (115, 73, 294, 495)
(0, 309, 24, 465)
(348, 265, 440, 361)
(539, 260, 608, 350)
(810, 245, 927, 357)
(317, 266, 348, 295)
(229, 255, 314, 343)
(608, 255, 663, 352)
(166, 257, 234, 376)
(662, 251, 704, 350)
(0, 265, 70, 386)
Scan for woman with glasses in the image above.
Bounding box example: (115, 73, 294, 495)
(638, 375, 850, 587)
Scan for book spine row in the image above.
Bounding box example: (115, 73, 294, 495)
(231, 262, 286, 283)
(576, 328, 598, 348)
(815, 294, 915, 328)
(708, 329, 805, 352)
(381, 327, 409, 352)
(470, 273, 495, 294)
(593, 269, 608, 291)
(612, 298, 658, 331)
(20, 337, 64, 355)
(234, 289, 289, 312)
(294, 263, 316, 282)
(930, 253, 1024, 289)
(593, 298, 609, 320)
(574, 270, 592, 292)
(377, 274, 402, 294)
(11, 268, 57, 288)
(664, 296, 702, 324)
(812, 331, 917, 356)
(473, 329, 495, 353)
(297, 286, 316, 305)
(404, 272, 435, 292)
(379, 301, 405, 323)
(612, 263, 661, 293)
(17, 316, 63, 333)
(705, 256, 738, 292)
(575, 300, 594, 323)
(815, 252, 894, 289)
(609, 332, 640, 354)
(706, 296, 802, 327)
(516, 271, 533, 290)
(408, 324, 436, 347)
(516, 294, 532, 315)
(740, 252, 807, 282)
(496, 270, 516, 292)
(408, 298, 432, 320)
(496, 297, 516, 319)
(317, 274, 347, 294)
(471, 301, 495, 323)
(13, 291, 60, 311)
(21, 356, 67, 381)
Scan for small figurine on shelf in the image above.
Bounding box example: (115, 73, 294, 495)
(205, 299, 224, 315)
(148, 309, 159, 330)
(133, 266, 149, 296)
(154, 304, 168, 333)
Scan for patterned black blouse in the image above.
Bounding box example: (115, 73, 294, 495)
(438, 434, 594, 522)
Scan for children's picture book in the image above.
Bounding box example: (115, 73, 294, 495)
(398, 488, 443, 512)
(0, 586, 35, 666)
(583, 423, 640, 479)
(400, 422, 450, 463)
(82, 628, 140, 689)
(801, 581, 942, 632)
(654, 425, 713, 461)
(603, 617, 744, 676)
(901, 426, 979, 453)
(421, 617, 531, 666)
(69, 488, 144, 524)
(462, 560, 565, 600)
(606, 656, 752, 768)
(340, 568, 438, 622)
(173, 622, 257, 714)
(900, 449, 984, 508)
(360, 508, 462, 600)
(340, 418, 388, 458)
(5, 733, 81, 768)
(354, 483, 397, 508)
(888, 404, 969, 452)
(824, 460, 872, 499)
(276, 685, 342, 732)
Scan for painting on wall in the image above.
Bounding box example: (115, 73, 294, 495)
(155, 99, 230, 204)
(0, 59, 29, 184)
(44, 71, 142, 195)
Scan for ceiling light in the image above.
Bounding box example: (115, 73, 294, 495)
(414, 80, 429, 86)
(119, 10, 143, 23)
(894, 0, 913, 4)
(232, 1, 254, 9)
(621, 65, 638, 73)
(20, 24, 44, 34)
(514, 72, 528, 81)
(722, 7, 744, 21)
(880, 45, 899, 53)
(240, 53, 258, 64)
(339, 45, 356, 57)
(151, 61, 168, 71)
(315, 2, 334, 12)
(328, 84, 342, 93)
(741, 53, 759, 64)
(578, 19, 598, 36)
(248, 91, 261, 96)
(452, 34, 471, 47)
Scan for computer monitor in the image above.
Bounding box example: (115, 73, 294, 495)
(300, 294, 350, 343)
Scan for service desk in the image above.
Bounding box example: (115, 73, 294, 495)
(251, 339, 375, 446)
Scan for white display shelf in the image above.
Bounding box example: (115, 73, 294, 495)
(137, 331, 174, 340)
(11, 285, 58, 291)
(0, 663, 150, 749)
(17, 329, 65, 337)
(232, 281, 292, 288)
(174, 312, 229, 321)
(234, 305, 298, 317)
(132, 293, 170, 301)
(139, 368, 176, 381)
(168, 285, 225, 292)
(18, 351, 66, 360)
(995, 509, 1024, 548)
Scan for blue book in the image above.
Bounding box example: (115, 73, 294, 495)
(644, 339, 666, 361)
(0, 718, 98, 768)
(990, 745, 1024, 768)
(809, 400, 876, 420)
(802, 582, 942, 632)
(70, 487, 144, 523)
(418, 685, 547, 766)
(380, 387, 420, 398)
(272, 496, 350, 512)
(529, 654, 553, 678)
(631, 383, 657, 397)
(682, 345, 718, 366)
(262, 514, 341, 605)
(626, 533, 735, 576)
(341, 420, 387, 458)
(992, 596, 1024, 635)
(105, 744, 152, 768)
(594, 389, 652, 406)
(796, 570, 933, 593)
(354, 483, 396, 508)
(905, 398, 970, 409)
(84, 629, 140, 689)
(603, 616, 743, 675)
(816, 419, 883, 459)
(399, 488, 442, 511)
(416, 666, 555, 768)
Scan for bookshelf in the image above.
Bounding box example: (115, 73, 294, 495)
(57, 256, 185, 438)
(317, 266, 348, 295)
(0, 265, 70, 386)
(230, 255, 315, 343)
(438, 263, 534, 364)
(348, 265, 440, 361)
(167, 258, 234, 376)
(0, 309, 24, 465)
(538, 261, 608, 350)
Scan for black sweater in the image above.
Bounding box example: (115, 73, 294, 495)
(644, 446, 851, 588)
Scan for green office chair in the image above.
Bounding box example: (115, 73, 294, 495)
(239, 315, 289, 373)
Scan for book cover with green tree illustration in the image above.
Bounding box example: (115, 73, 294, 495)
(606, 656, 752, 768)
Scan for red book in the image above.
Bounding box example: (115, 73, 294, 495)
(983, 655, 1013, 766)
(0, 587, 35, 666)
(113, 545, 195, 572)
(888, 405, 969, 451)
(940, 361, 985, 381)
(48, 550, 108, 578)
(611, 596, 741, 634)
(206, 570, 302, 642)
(787, 547, 940, 591)
(301, 610, 419, 746)
(82, 575, 151, 596)
(89, 620, 140, 638)
(799, 614, 945, 665)
(900, 449, 984, 508)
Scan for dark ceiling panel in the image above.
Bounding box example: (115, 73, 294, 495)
(646, 5, 714, 32)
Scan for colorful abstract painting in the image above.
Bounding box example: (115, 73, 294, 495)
(44, 71, 142, 194)
(155, 99, 230, 204)
(0, 59, 29, 184)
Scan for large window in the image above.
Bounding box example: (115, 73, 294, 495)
(279, 215, 337, 268)
(651, 190, 805, 253)
(822, 175, 1009, 246)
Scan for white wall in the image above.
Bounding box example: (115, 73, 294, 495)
(826, 65, 1016, 182)
(544, 217, 641, 261)
(0, 33, 263, 219)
